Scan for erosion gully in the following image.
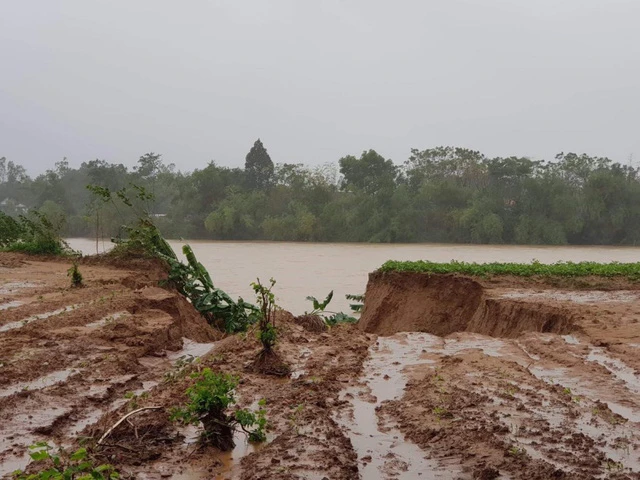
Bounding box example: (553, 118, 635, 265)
(2, 256, 640, 479)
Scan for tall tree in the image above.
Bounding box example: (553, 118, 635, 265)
(339, 150, 397, 195)
(245, 139, 274, 190)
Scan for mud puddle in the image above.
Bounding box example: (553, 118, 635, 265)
(0, 304, 83, 332)
(0, 281, 40, 295)
(586, 347, 640, 393)
(335, 333, 460, 479)
(0, 368, 78, 398)
(72, 340, 218, 436)
(167, 339, 217, 364)
(85, 311, 130, 329)
(501, 289, 640, 304)
(0, 300, 24, 310)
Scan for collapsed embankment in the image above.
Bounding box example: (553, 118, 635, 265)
(3, 253, 640, 479)
(0, 252, 373, 479)
(359, 271, 578, 337)
(353, 268, 640, 479)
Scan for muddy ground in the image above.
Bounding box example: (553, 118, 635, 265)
(1, 254, 639, 479)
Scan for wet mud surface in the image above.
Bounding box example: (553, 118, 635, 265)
(2, 255, 640, 479)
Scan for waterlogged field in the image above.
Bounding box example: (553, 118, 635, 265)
(1, 251, 640, 479)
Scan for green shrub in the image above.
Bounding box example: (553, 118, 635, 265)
(12, 442, 119, 479)
(2, 211, 71, 255)
(252, 278, 278, 352)
(0, 212, 23, 247)
(304, 291, 359, 326)
(67, 262, 83, 288)
(170, 368, 267, 451)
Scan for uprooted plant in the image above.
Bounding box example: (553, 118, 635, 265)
(12, 442, 120, 479)
(170, 368, 267, 451)
(166, 245, 260, 333)
(251, 278, 289, 376)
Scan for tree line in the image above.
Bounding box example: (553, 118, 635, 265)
(1, 141, 639, 245)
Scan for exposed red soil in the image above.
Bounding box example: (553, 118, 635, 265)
(357, 270, 640, 479)
(0, 253, 372, 479)
(2, 255, 640, 479)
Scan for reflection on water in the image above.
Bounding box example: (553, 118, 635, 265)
(66, 238, 640, 315)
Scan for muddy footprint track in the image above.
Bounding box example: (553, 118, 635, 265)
(2, 254, 640, 479)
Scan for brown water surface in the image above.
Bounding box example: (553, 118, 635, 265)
(66, 238, 640, 314)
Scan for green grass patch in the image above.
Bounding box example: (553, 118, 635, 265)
(378, 260, 640, 279)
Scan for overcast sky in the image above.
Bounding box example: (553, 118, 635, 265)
(1, 0, 639, 175)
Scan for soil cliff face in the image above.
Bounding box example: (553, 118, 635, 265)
(359, 271, 577, 337)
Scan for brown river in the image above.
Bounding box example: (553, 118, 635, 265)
(66, 238, 640, 315)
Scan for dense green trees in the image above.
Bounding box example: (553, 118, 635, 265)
(245, 139, 274, 190)
(2, 141, 640, 245)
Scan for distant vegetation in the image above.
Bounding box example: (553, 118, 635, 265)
(379, 260, 640, 278)
(0, 210, 71, 255)
(3, 144, 640, 245)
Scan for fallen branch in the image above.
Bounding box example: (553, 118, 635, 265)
(99, 442, 137, 453)
(98, 406, 163, 445)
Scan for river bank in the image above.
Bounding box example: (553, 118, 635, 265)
(1, 252, 639, 478)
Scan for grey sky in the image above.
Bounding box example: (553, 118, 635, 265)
(1, 0, 639, 175)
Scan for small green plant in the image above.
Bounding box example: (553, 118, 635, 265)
(605, 460, 624, 472)
(252, 278, 278, 352)
(306, 291, 334, 315)
(235, 398, 268, 442)
(170, 368, 267, 451)
(12, 442, 119, 479)
(251, 279, 290, 376)
(346, 293, 365, 313)
(67, 262, 83, 288)
(507, 445, 526, 457)
(304, 291, 358, 326)
(432, 406, 449, 418)
(504, 386, 517, 398)
(289, 403, 305, 434)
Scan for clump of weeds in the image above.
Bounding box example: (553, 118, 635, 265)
(507, 445, 527, 458)
(12, 442, 119, 479)
(67, 262, 83, 288)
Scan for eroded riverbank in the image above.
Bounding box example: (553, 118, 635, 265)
(2, 253, 640, 479)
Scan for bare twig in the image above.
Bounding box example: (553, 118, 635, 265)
(125, 418, 139, 439)
(99, 442, 137, 452)
(98, 406, 163, 445)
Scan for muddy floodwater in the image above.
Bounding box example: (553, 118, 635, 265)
(67, 238, 640, 313)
